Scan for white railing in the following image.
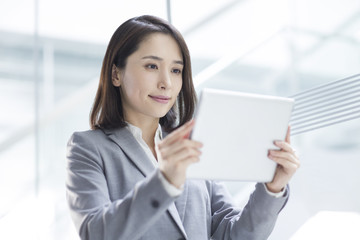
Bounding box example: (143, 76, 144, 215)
(290, 73, 360, 135)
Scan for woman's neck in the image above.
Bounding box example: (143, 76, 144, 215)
(126, 116, 159, 156)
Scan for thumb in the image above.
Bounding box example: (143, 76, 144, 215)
(285, 125, 291, 144)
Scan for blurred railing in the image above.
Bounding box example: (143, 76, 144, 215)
(290, 73, 360, 135)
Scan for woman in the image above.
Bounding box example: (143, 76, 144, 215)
(66, 15, 300, 240)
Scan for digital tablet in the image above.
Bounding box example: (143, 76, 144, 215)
(188, 88, 294, 182)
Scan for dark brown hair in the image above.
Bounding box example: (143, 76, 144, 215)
(90, 15, 196, 132)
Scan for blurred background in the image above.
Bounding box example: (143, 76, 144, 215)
(0, 0, 359, 239)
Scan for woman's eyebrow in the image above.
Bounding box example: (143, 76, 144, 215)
(174, 60, 184, 65)
(142, 55, 162, 61)
(142, 55, 183, 65)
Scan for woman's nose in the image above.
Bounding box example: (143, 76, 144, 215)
(159, 70, 171, 89)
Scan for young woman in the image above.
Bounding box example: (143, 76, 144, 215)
(66, 15, 300, 240)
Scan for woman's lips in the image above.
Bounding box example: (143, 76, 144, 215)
(149, 95, 171, 104)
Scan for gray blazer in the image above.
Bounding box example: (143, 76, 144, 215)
(66, 127, 289, 240)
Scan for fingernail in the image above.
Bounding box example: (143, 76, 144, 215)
(183, 133, 190, 139)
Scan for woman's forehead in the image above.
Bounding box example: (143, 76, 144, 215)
(133, 33, 182, 61)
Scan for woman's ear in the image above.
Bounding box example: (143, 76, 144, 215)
(112, 64, 122, 87)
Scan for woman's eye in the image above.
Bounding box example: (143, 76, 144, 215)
(172, 68, 182, 74)
(146, 64, 158, 70)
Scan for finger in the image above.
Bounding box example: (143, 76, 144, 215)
(157, 139, 203, 158)
(158, 150, 201, 173)
(274, 140, 295, 154)
(163, 140, 202, 160)
(167, 149, 201, 168)
(173, 139, 203, 155)
(162, 120, 195, 144)
(170, 147, 202, 163)
(183, 119, 196, 139)
(165, 156, 200, 176)
(182, 156, 201, 168)
(269, 155, 300, 171)
(269, 150, 299, 164)
(285, 125, 291, 144)
(170, 120, 195, 141)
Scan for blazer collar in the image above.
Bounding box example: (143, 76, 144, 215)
(102, 127, 155, 177)
(102, 127, 188, 239)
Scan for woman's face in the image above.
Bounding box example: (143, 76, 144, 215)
(113, 33, 183, 124)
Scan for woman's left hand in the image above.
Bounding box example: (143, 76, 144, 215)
(266, 126, 300, 193)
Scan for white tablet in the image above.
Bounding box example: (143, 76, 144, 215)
(188, 88, 294, 182)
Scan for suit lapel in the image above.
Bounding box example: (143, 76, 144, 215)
(103, 127, 155, 177)
(103, 127, 188, 239)
(168, 203, 188, 239)
(175, 182, 188, 222)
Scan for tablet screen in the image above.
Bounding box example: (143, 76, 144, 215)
(188, 88, 294, 182)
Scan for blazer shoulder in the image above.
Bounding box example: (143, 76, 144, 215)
(66, 129, 109, 170)
(67, 129, 108, 158)
(68, 129, 106, 144)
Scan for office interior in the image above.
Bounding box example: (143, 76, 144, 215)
(0, 0, 359, 239)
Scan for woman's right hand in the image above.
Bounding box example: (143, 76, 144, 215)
(156, 120, 203, 189)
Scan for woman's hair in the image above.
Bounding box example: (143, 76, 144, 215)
(90, 15, 196, 132)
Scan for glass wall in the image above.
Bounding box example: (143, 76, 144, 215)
(0, 0, 359, 239)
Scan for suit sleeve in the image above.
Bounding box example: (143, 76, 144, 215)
(210, 181, 289, 240)
(66, 132, 175, 240)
